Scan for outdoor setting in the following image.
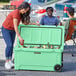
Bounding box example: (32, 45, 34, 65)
(0, 0, 76, 76)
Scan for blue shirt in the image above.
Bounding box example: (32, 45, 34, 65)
(40, 16, 59, 26)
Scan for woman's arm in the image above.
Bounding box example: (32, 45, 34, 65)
(13, 18, 24, 45)
(13, 18, 20, 37)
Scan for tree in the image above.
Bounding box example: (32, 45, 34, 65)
(0, 0, 10, 2)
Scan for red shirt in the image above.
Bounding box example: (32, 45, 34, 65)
(66, 20, 76, 41)
(3, 9, 21, 30)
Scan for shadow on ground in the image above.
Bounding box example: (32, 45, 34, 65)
(0, 59, 76, 74)
(0, 60, 16, 76)
(63, 62, 76, 72)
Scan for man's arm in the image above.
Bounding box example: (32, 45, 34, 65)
(64, 20, 70, 34)
(40, 16, 44, 25)
(55, 17, 60, 25)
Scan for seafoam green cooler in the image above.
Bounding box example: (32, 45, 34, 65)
(14, 24, 64, 71)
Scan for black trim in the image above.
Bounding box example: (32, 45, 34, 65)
(61, 52, 63, 67)
(54, 64, 62, 72)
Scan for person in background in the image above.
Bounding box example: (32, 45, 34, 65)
(39, 7, 60, 49)
(64, 7, 76, 41)
(40, 7, 59, 26)
(2, 2, 31, 69)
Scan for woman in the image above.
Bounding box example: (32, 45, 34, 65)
(2, 2, 31, 69)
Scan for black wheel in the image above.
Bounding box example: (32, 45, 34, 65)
(54, 64, 61, 71)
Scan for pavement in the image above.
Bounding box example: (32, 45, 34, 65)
(0, 37, 76, 76)
(0, 54, 76, 76)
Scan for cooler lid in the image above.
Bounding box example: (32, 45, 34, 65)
(18, 25, 64, 46)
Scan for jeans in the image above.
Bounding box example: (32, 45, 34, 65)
(2, 26, 16, 60)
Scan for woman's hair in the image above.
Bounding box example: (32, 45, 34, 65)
(22, 16, 30, 25)
(18, 2, 31, 23)
(21, 14, 30, 24)
(18, 2, 31, 11)
(67, 7, 74, 16)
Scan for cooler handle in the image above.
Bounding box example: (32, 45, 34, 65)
(34, 52, 41, 54)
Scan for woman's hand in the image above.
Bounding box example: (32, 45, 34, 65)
(18, 36, 24, 45)
(29, 23, 40, 26)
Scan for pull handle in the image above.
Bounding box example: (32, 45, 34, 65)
(34, 52, 41, 54)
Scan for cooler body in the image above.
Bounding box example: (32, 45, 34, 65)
(14, 25, 64, 71)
